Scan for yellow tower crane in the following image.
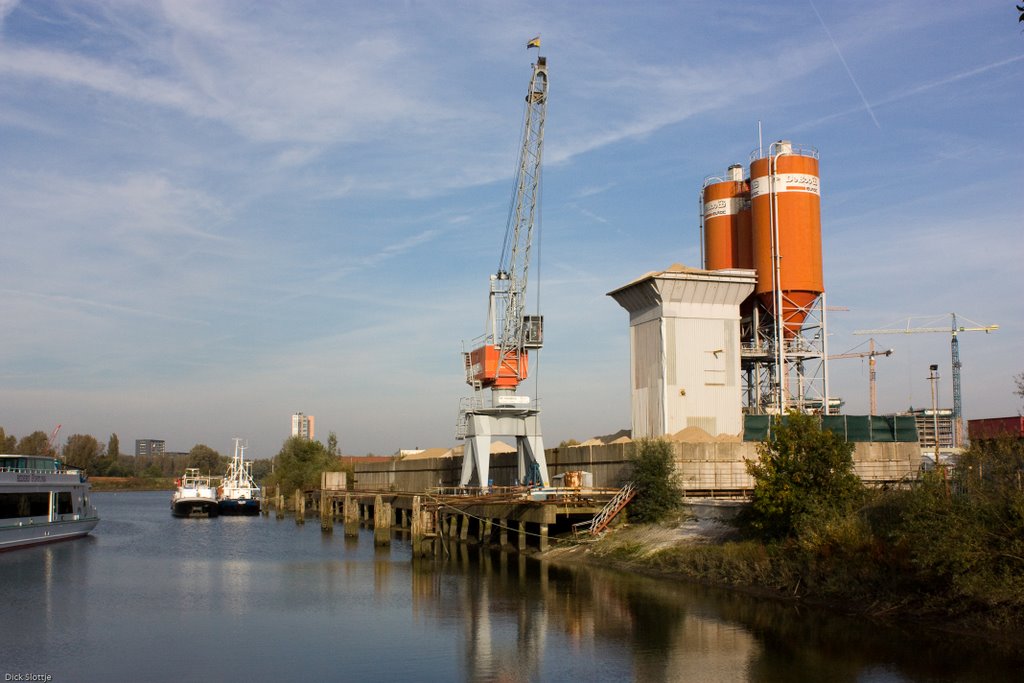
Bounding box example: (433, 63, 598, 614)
(828, 339, 893, 415)
(854, 314, 998, 447)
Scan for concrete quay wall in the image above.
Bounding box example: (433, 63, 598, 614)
(350, 441, 922, 493)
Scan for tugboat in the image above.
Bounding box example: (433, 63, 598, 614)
(217, 438, 261, 516)
(170, 468, 219, 518)
(0, 454, 99, 550)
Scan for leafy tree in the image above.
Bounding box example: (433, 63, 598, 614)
(63, 434, 103, 470)
(628, 438, 683, 523)
(17, 431, 54, 456)
(743, 412, 864, 540)
(1015, 370, 1024, 411)
(327, 431, 339, 456)
(0, 428, 16, 454)
(250, 459, 273, 483)
(0, 427, 16, 453)
(269, 436, 342, 494)
(187, 444, 224, 474)
(108, 433, 120, 458)
(142, 463, 163, 478)
(558, 439, 581, 448)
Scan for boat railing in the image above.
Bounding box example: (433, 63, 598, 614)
(0, 463, 85, 477)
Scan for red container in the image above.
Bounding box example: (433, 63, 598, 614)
(967, 416, 1024, 440)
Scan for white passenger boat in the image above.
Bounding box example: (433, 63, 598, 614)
(0, 454, 100, 551)
(171, 468, 219, 518)
(217, 438, 261, 515)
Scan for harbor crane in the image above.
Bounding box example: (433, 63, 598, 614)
(828, 339, 893, 415)
(458, 43, 550, 488)
(854, 313, 998, 447)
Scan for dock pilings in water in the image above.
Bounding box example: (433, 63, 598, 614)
(263, 486, 611, 558)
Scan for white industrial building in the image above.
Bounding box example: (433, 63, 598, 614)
(608, 265, 756, 439)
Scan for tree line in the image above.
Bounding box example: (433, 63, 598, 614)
(0, 427, 273, 480)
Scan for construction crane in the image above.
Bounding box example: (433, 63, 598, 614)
(854, 313, 998, 447)
(828, 339, 893, 415)
(48, 424, 62, 456)
(458, 43, 549, 488)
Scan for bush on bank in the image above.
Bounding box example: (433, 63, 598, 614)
(740, 411, 865, 541)
(628, 438, 684, 523)
(265, 436, 344, 495)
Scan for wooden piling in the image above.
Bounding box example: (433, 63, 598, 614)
(373, 494, 390, 546)
(294, 489, 305, 525)
(320, 490, 332, 532)
(482, 519, 492, 546)
(343, 494, 358, 537)
(411, 496, 433, 557)
(260, 486, 268, 516)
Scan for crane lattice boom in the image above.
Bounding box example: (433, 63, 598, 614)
(466, 54, 548, 392)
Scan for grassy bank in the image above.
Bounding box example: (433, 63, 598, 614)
(569, 491, 1024, 642)
(90, 476, 176, 491)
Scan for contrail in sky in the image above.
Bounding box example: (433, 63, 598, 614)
(809, 0, 881, 129)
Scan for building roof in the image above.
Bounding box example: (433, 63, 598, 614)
(607, 263, 757, 313)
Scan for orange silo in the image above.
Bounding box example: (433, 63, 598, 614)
(749, 141, 823, 338)
(702, 165, 753, 270)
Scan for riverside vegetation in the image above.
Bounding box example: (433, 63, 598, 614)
(595, 414, 1024, 637)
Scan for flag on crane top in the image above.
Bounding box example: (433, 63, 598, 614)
(526, 36, 540, 49)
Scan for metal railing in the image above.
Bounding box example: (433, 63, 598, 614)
(575, 481, 636, 536)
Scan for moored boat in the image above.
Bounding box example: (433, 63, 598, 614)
(171, 468, 219, 518)
(217, 438, 261, 515)
(0, 454, 100, 551)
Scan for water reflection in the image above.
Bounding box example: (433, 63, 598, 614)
(1, 493, 1021, 683)
(425, 546, 1024, 683)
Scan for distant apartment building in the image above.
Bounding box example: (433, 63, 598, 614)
(135, 439, 165, 457)
(910, 408, 955, 457)
(291, 412, 315, 441)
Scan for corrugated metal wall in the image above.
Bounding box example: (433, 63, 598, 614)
(631, 319, 663, 438)
(663, 317, 743, 436)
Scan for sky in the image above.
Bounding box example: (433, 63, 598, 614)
(0, 1, 1021, 458)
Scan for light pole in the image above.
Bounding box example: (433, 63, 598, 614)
(928, 364, 940, 468)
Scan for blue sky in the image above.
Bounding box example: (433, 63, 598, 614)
(0, 1, 1021, 458)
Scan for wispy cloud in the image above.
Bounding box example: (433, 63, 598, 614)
(809, 0, 880, 128)
(797, 54, 1024, 131)
(0, 288, 209, 325)
(0, 0, 18, 27)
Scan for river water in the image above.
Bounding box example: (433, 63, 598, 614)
(0, 492, 1019, 682)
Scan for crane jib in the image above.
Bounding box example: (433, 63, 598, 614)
(467, 55, 548, 392)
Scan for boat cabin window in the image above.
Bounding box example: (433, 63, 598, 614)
(57, 492, 73, 515)
(0, 456, 59, 471)
(0, 492, 50, 519)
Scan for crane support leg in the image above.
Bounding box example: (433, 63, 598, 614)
(516, 414, 547, 487)
(459, 410, 549, 488)
(460, 418, 493, 487)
